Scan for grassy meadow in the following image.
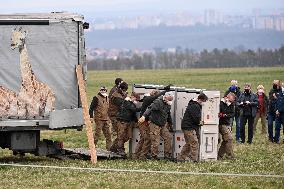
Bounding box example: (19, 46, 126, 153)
(0, 67, 284, 189)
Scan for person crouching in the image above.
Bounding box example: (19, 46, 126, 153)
(218, 92, 236, 160)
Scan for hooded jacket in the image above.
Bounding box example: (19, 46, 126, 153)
(89, 93, 109, 121)
(108, 89, 126, 118)
(117, 99, 140, 123)
(224, 86, 241, 117)
(219, 98, 235, 125)
(181, 99, 202, 131)
(268, 88, 281, 113)
(143, 97, 172, 127)
(140, 90, 167, 116)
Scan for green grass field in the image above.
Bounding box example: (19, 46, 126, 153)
(0, 67, 284, 189)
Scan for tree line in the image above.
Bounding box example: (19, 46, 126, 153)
(87, 46, 284, 70)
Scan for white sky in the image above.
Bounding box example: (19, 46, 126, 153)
(1, 0, 283, 19)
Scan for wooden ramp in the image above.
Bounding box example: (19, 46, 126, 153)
(63, 148, 125, 160)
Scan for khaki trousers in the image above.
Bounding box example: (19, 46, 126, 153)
(177, 129, 199, 162)
(149, 122, 172, 159)
(134, 121, 151, 159)
(218, 124, 234, 159)
(253, 112, 267, 134)
(94, 119, 112, 151)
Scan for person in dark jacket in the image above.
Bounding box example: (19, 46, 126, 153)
(224, 80, 241, 142)
(134, 85, 171, 160)
(218, 92, 236, 160)
(140, 85, 171, 116)
(139, 92, 174, 160)
(109, 82, 128, 152)
(112, 92, 141, 155)
(253, 85, 269, 135)
(237, 83, 258, 144)
(274, 82, 284, 143)
(177, 93, 208, 162)
(267, 80, 282, 142)
(89, 86, 112, 150)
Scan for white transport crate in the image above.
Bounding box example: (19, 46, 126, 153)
(129, 84, 220, 161)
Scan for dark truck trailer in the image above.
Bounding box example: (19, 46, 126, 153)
(0, 12, 88, 156)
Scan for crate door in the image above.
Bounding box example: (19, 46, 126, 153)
(202, 91, 220, 125)
(199, 125, 218, 161)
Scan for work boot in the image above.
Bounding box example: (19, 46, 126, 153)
(110, 145, 118, 153)
(151, 156, 159, 160)
(175, 159, 186, 163)
(227, 155, 236, 160)
(117, 149, 126, 156)
(164, 153, 173, 161)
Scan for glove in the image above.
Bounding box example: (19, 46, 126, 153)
(218, 113, 225, 118)
(164, 84, 172, 91)
(138, 116, 146, 123)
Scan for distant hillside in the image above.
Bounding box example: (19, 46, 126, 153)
(85, 26, 284, 50)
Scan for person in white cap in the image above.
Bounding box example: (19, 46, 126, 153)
(253, 85, 268, 135)
(224, 80, 241, 142)
(89, 86, 112, 150)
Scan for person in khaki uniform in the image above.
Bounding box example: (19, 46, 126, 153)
(114, 93, 140, 156)
(253, 85, 268, 134)
(218, 92, 236, 160)
(108, 82, 128, 149)
(133, 85, 171, 160)
(139, 92, 174, 160)
(89, 86, 112, 150)
(109, 78, 123, 98)
(177, 93, 208, 163)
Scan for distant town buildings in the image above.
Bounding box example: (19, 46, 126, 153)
(92, 9, 284, 31)
(253, 16, 284, 31)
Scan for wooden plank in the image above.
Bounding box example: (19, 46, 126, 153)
(76, 65, 97, 164)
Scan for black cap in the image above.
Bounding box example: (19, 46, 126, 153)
(115, 78, 123, 85)
(119, 82, 128, 91)
(198, 93, 208, 101)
